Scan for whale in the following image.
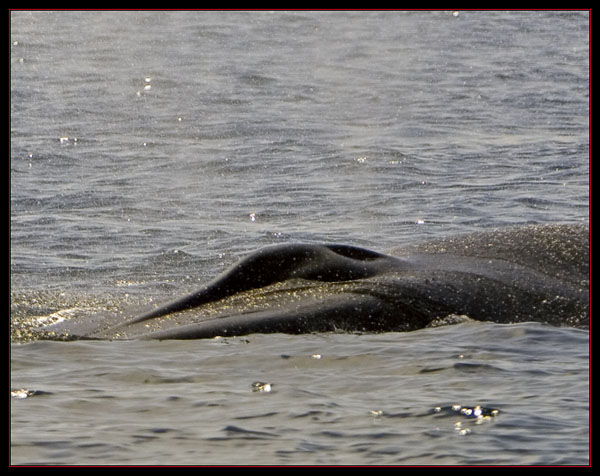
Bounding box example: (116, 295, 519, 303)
(44, 223, 589, 340)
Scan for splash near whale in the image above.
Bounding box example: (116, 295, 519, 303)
(40, 224, 589, 340)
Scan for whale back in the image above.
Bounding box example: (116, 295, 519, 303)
(392, 224, 589, 286)
(29, 223, 589, 341)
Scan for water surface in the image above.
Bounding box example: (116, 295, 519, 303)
(10, 11, 589, 465)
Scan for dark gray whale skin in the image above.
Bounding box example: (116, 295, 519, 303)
(50, 223, 589, 340)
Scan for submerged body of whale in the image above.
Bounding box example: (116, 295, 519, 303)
(48, 224, 589, 340)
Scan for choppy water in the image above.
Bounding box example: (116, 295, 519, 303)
(10, 10, 589, 465)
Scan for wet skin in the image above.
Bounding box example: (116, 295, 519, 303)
(46, 224, 589, 340)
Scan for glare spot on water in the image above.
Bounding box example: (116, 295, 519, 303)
(251, 381, 273, 392)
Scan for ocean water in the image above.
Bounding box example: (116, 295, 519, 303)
(10, 11, 589, 465)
